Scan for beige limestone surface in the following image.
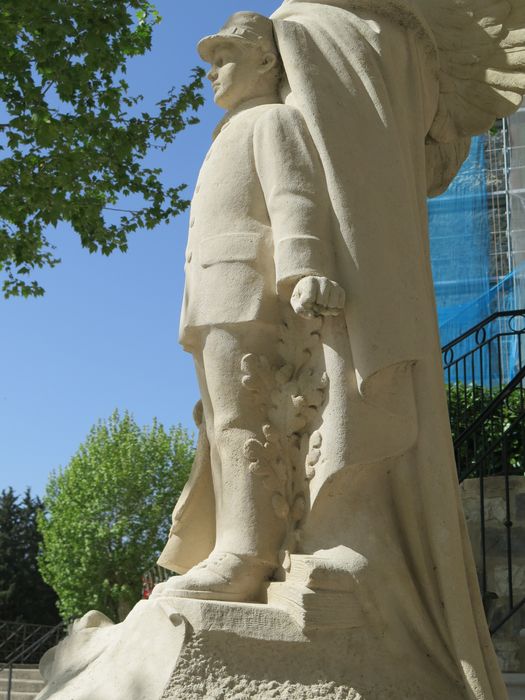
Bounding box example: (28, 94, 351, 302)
(38, 575, 469, 700)
(38, 0, 525, 698)
(157, 2, 525, 697)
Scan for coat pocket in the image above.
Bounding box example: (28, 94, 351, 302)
(199, 233, 264, 267)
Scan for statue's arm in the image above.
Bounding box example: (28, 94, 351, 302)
(253, 105, 344, 317)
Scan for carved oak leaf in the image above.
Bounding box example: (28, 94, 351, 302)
(273, 456, 289, 484)
(244, 437, 264, 463)
(241, 353, 273, 396)
(309, 388, 327, 409)
(270, 388, 283, 407)
(306, 464, 316, 480)
(272, 493, 290, 519)
(275, 364, 294, 386)
(291, 494, 306, 522)
(290, 414, 308, 434)
(306, 431, 323, 479)
(268, 384, 306, 436)
(297, 368, 328, 407)
(244, 436, 287, 488)
(307, 448, 321, 467)
(262, 423, 279, 444)
(311, 430, 322, 449)
(244, 438, 271, 477)
(291, 395, 307, 410)
(241, 309, 328, 552)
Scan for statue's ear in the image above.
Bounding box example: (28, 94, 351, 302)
(258, 52, 279, 75)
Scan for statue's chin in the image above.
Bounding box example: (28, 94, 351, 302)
(213, 89, 249, 112)
(214, 95, 234, 111)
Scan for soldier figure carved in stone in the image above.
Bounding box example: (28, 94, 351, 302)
(159, 12, 346, 601)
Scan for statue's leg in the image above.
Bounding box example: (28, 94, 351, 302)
(166, 322, 287, 602)
(201, 323, 287, 563)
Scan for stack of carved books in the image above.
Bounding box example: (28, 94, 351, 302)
(267, 553, 365, 632)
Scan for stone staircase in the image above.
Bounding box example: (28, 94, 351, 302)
(504, 673, 525, 700)
(0, 665, 44, 700)
(0, 659, 521, 700)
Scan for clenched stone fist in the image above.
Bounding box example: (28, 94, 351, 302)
(290, 276, 345, 319)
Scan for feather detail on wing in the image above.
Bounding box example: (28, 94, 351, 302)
(426, 138, 472, 197)
(414, 0, 525, 143)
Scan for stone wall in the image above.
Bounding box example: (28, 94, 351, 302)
(461, 476, 525, 672)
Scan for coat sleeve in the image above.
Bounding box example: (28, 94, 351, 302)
(253, 105, 334, 292)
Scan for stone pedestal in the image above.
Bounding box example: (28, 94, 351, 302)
(36, 555, 471, 700)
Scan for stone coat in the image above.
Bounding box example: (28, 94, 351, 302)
(179, 99, 333, 349)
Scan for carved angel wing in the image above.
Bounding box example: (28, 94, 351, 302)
(415, 0, 525, 142)
(276, 0, 525, 193)
(413, 0, 525, 194)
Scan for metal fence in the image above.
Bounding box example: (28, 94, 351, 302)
(443, 310, 525, 634)
(0, 620, 65, 700)
(0, 620, 63, 665)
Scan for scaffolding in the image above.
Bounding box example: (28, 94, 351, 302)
(429, 100, 525, 382)
(508, 103, 525, 310)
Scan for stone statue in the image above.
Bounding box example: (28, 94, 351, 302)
(157, 11, 347, 602)
(154, 0, 525, 695)
(36, 1, 525, 698)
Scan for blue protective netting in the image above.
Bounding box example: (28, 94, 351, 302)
(439, 267, 525, 385)
(429, 135, 521, 384)
(428, 136, 493, 348)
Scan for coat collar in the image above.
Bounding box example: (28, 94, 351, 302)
(212, 95, 281, 140)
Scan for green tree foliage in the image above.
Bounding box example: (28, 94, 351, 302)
(447, 382, 525, 478)
(0, 0, 205, 298)
(38, 411, 194, 621)
(0, 488, 60, 624)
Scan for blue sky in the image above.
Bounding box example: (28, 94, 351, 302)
(0, 0, 277, 496)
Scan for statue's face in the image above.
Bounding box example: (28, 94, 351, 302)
(207, 42, 276, 111)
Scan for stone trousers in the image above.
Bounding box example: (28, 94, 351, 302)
(192, 322, 287, 566)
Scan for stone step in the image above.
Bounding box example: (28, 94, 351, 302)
(0, 678, 44, 693)
(0, 666, 44, 700)
(0, 673, 41, 682)
(0, 667, 41, 681)
(504, 673, 525, 700)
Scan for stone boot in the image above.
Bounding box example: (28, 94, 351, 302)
(152, 551, 275, 602)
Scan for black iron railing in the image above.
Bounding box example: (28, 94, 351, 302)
(0, 620, 64, 700)
(443, 309, 525, 439)
(0, 620, 63, 665)
(443, 310, 525, 636)
(454, 378, 525, 633)
(453, 364, 525, 482)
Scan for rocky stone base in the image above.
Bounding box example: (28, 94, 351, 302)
(158, 629, 445, 700)
(160, 635, 364, 700)
(37, 589, 470, 700)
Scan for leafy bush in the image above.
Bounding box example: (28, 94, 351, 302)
(447, 383, 525, 478)
(38, 411, 194, 621)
